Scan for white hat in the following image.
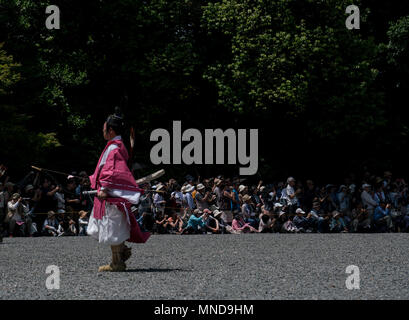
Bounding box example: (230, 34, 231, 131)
(296, 208, 305, 215)
(156, 184, 165, 191)
(213, 210, 222, 218)
(339, 185, 347, 190)
(362, 184, 371, 189)
(260, 186, 266, 192)
(279, 211, 286, 217)
(196, 183, 205, 191)
(274, 203, 283, 209)
(287, 177, 295, 183)
(185, 184, 195, 193)
(238, 185, 246, 192)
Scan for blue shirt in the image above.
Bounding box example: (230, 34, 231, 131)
(187, 215, 205, 230)
(231, 189, 240, 211)
(374, 206, 389, 221)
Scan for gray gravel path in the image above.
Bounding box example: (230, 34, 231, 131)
(0, 234, 408, 300)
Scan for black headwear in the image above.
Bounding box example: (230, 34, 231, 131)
(106, 107, 125, 135)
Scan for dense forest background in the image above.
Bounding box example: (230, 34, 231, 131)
(1, 0, 409, 183)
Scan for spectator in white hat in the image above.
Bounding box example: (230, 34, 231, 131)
(182, 184, 195, 211)
(153, 184, 166, 217)
(293, 208, 309, 232)
(281, 177, 300, 214)
(195, 183, 214, 211)
(329, 211, 348, 233)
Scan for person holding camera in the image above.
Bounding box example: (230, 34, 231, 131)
(350, 203, 371, 232)
(5, 193, 33, 237)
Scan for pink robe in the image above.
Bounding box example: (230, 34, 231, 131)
(88, 137, 150, 244)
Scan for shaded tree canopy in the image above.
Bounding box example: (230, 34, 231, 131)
(1, 0, 409, 183)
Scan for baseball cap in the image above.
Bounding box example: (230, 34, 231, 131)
(296, 208, 305, 214)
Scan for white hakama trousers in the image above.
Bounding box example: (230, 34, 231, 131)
(87, 202, 130, 245)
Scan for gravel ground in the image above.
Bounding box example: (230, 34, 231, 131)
(0, 234, 408, 300)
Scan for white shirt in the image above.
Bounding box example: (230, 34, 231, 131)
(361, 190, 377, 209)
(282, 184, 297, 205)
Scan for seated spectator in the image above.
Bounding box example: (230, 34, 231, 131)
(258, 213, 274, 233)
(181, 209, 206, 234)
(350, 203, 371, 232)
(5, 193, 33, 237)
(153, 211, 168, 234)
(202, 209, 220, 234)
(374, 202, 394, 232)
(281, 215, 299, 233)
(42, 211, 60, 236)
(165, 211, 183, 234)
(213, 209, 229, 234)
(78, 210, 89, 236)
(274, 211, 287, 233)
(330, 211, 348, 233)
(232, 213, 259, 233)
(293, 208, 310, 232)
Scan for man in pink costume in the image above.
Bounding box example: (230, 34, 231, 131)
(87, 108, 150, 272)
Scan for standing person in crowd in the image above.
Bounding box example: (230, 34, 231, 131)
(361, 184, 378, 222)
(38, 179, 59, 213)
(153, 184, 166, 217)
(212, 178, 223, 208)
(64, 177, 81, 213)
(281, 177, 300, 214)
(182, 184, 195, 211)
(220, 184, 234, 225)
(241, 194, 258, 228)
(303, 180, 317, 212)
(231, 182, 241, 215)
(195, 183, 213, 211)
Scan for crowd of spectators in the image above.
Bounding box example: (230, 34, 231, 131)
(1, 164, 409, 241)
